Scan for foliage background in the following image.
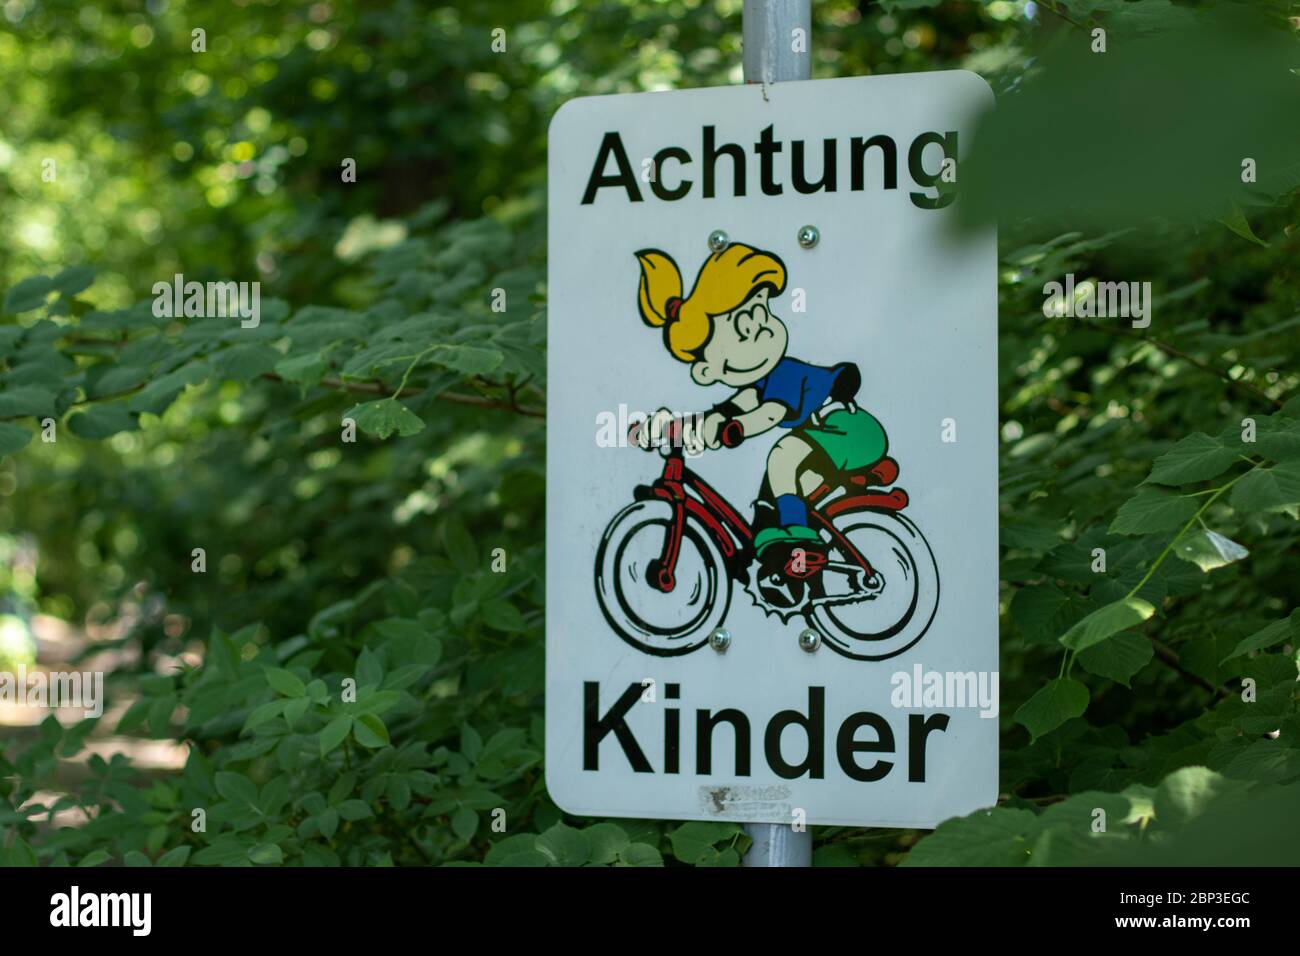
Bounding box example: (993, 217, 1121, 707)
(1, 0, 1298, 867)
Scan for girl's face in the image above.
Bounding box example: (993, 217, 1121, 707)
(690, 288, 788, 388)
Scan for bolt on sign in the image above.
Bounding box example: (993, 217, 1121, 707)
(546, 72, 998, 828)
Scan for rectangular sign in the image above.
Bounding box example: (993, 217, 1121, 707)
(546, 71, 998, 827)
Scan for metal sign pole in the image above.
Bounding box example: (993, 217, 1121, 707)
(740, 0, 814, 869)
(743, 0, 812, 85)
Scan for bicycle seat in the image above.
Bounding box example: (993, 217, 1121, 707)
(845, 455, 899, 488)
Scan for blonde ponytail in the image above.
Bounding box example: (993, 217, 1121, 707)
(634, 243, 787, 363)
(635, 249, 683, 328)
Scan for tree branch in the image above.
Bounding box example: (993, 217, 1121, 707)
(1106, 326, 1284, 410)
(260, 373, 545, 418)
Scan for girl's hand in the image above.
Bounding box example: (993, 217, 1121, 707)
(702, 412, 728, 450)
(634, 407, 675, 451)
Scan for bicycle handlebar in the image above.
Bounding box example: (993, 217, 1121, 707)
(719, 418, 745, 448)
(627, 416, 745, 451)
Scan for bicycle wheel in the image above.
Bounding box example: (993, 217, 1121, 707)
(809, 510, 939, 660)
(594, 499, 731, 656)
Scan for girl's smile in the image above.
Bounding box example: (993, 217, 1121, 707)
(691, 288, 788, 388)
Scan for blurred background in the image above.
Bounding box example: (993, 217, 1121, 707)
(1, 0, 1298, 867)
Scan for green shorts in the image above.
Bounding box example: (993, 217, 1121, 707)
(798, 408, 888, 473)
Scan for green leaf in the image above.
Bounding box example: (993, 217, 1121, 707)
(616, 842, 664, 867)
(583, 822, 630, 864)
(536, 822, 590, 866)
(668, 821, 739, 865)
(6, 837, 38, 866)
(432, 344, 503, 376)
(0, 422, 33, 456)
(214, 771, 259, 807)
(1011, 582, 1086, 646)
(264, 667, 307, 698)
(1221, 610, 1300, 662)
(319, 715, 353, 756)
(1153, 766, 1230, 828)
(877, 0, 943, 13)
(813, 844, 860, 866)
(1145, 432, 1238, 485)
(356, 645, 384, 688)
(282, 696, 310, 728)
(353, 713, 390, 748)
(1060, 597, 1154, 651)
(156, 846, 192, 867)
(274, 351, 328, 389)
(495, 849, 552, 867)
(1014, 678, 1090, 741)
(68, 404, 137, 439)
(343, 398, 424, 439)
(1001, 520, 1062, 552)
(336, 799, 373, 821)
(211, 344, 278, 382)
(443, 517, 478, 568)
(0, 386, 58, 418)
(77, 849, 111, 867)
(1109, 488, 1198, 535)
(1172, 529, 1249, 571)
(451, 805, 478, 841)
(248, 843, 284, 865)
(242, 699, 286, 732)
(127, 361, 210, 415)
(1255, 416, 1300, 461)
(481, 600, 525, 632)
(0, 325, 23, 357)
(355, 689, 402, 716)
(89, 364, 150, 399)
(51, 266, 96, 296)
(1229, 461, 1300, 512)
(1076, 631, 1154, 686)
(4, 276, 54, 313)
(484, 834, 541, 866)
(902, 808, 1037, 866)
(1217, 203, 1268, 247)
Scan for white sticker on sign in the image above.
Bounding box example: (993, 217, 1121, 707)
(546, 71, 998, 828)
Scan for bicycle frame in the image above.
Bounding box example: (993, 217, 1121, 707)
(635, 440, 908, 593)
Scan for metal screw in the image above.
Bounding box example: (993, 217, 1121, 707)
(708, 230, 729, 253)
(797, 225, 819, 249)
(798, 628, 820, 652)
(708, 627, 731, 652)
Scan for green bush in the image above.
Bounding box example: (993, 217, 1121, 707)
(1, 0, 1298, 866)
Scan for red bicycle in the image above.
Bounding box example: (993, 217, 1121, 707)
(594, 416, 939, 659)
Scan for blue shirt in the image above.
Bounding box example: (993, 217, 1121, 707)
(753, 357, 847, 427)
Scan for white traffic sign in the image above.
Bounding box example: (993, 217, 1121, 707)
(546, 72, 998, 828)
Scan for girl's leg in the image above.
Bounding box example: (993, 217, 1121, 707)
(766, 435, 816, 531)
(767, 434, 813, 497)
(798, 467, 825, 497)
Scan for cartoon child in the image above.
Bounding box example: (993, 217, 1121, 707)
(634, 242, 890, 558)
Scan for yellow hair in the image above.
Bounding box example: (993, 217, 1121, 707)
(635, 243, 787, 362)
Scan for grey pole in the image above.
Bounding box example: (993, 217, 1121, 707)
(743, 0, 812, 84)
(740, 0, 814, 869)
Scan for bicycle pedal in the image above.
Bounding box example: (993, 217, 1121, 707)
(784, 549, 827, 579)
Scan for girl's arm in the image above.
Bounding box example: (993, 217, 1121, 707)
(730, 388, 760, 413)
(734, 400, 787, 438)
(701, 388, 761, 448)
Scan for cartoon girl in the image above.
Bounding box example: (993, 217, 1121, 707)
(634, 242, 891, 559)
